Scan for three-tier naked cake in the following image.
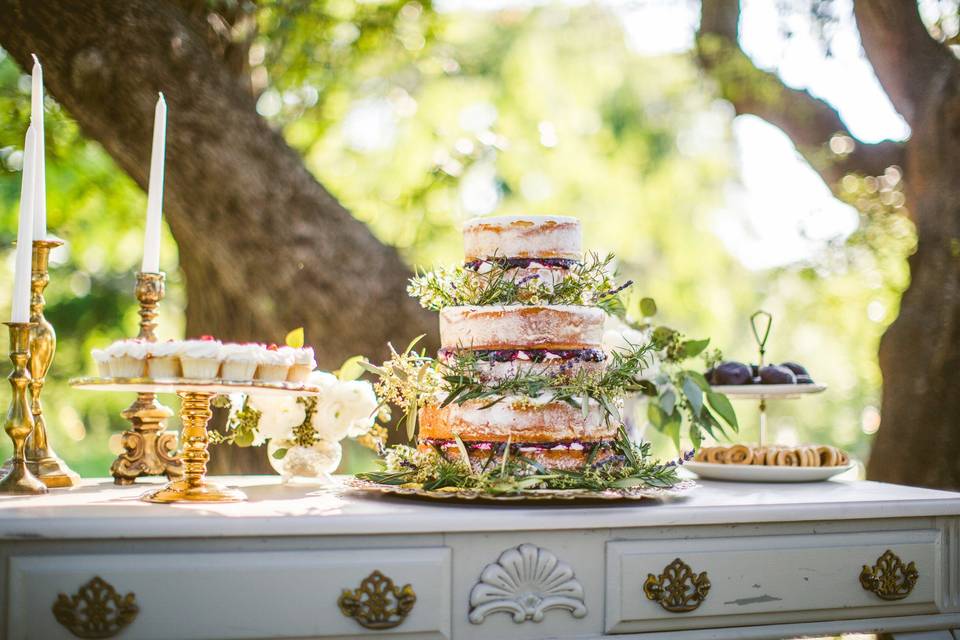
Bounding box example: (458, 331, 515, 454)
(417, 215, 618, 470)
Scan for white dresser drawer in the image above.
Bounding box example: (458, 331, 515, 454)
(605, 530, 940, 633)
(7, 548, 451, 640)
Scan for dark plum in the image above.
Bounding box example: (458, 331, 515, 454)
(759, 365, 797, 385)
(796, 374, 814, 384)
(750, 363, 759, 378)
(780, 362, 809, 376)
(711, 361, 753, 386)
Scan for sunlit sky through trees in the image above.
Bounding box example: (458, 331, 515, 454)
(0, 0, 934, 474)
(429, 0, 911, 268)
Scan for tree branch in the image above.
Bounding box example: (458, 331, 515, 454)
(854, 0, 958, 126)
(697, 0, 904, 189)
(0, 0, 434, 362)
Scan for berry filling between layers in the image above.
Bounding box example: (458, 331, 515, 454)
(439, 347, 606, 364)
(464, 257, 580, 271)
(421, 437, 610, 453)
(417, 438, 621, 471)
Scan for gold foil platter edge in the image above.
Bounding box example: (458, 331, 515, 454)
(342, 477, 697, 504)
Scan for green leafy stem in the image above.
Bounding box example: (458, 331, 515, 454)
(641, 325, 738, 448)
(407, 251, 629, 314)
(357, 426, 687, 493)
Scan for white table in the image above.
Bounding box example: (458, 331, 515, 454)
(0, 476, 958, 640)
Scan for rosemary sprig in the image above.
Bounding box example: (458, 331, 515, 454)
(407, 252, 630, 311)
(439, 343, 654, 424)
(357, 426, 687, 493)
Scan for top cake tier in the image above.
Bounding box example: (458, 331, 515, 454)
(463, 215, 581, 262)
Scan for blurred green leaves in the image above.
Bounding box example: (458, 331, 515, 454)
(0, 1, 915, 475)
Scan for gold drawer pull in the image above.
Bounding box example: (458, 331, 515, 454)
(860, 549, 918, 600)
(338, 570, 416, 629)
(644, 558, 711, 613)
(51, 576, 139, 638)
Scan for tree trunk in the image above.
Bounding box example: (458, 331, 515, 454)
(698, 0, 960, 490)
(854, 1, 960, 490)
(0, 1, 435, 473)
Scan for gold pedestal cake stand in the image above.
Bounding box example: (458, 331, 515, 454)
(70, 377, 321, 503)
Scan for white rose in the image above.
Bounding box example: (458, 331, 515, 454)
(312, 380, 378, 441)
(307, 370, 339, 389)
(247, 394, 306, 443)
(602, 318, 660, 381)
(639, 353, 662, 381)
(602, 326, 649, 352)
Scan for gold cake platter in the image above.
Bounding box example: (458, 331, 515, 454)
(70, 376, 321, 396)
(70, 376, 321, 503)
(342, 477, 697, 504)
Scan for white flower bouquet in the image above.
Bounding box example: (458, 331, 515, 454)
(214, 355, 387, 483)
(600, 299, 735, 449)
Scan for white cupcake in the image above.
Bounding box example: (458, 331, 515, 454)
(178, 337, 222, 379)
(105, 339, 148, 378)
(220, 343, 262, 381)
(281, 346, 316, 382)
(147, 340, 182, 379)
(256, 346, 295, 382)
(91, 348, 111, 377)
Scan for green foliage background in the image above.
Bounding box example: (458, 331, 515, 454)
(0, 1, 913, 477)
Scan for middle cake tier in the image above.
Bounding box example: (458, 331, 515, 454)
(439, 305, 606, 351)
(418, 395, 619, 443)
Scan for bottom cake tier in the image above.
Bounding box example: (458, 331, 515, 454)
(417, 395, 620, 470)
(416, 438, 617, 470)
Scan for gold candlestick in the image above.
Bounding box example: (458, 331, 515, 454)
(109, 272, 182, 484)
(0, 322, 47, 494)
(23, 239, 80, 488)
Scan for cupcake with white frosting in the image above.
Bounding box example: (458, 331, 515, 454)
(105, 339, 148, 377)
(220, 343, 262, 381)
(91, 348, 111, 377)
(280, 346, 316, 382)
(256, 345, 295, 382)
(147, 340, 182, 379)
(178, 336, 222, 379)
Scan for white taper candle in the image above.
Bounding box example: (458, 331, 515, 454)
(12, 126, 37, 323)
(30, 54, 46, 240)
(141, 92, 167, 273)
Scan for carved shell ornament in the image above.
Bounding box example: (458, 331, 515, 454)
(469, 543, 587, 624)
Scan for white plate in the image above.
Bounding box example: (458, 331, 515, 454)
(709, 383, 826, 399)
(684, 460, 854, 483)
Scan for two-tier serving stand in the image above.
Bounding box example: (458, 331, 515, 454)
(686, 311, 843, 483)
(70, 377, 320, 503)
(714, 311, 825, 447)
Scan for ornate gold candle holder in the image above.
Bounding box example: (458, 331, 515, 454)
(0, 322, 47, 494)
(109, 272, 182, 484)
(24, 238, 80, 488)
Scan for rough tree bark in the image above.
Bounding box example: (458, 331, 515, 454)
(854, 1, 960, 490)
(698, 0, 960, 489)
(0, 1, 435, 473)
